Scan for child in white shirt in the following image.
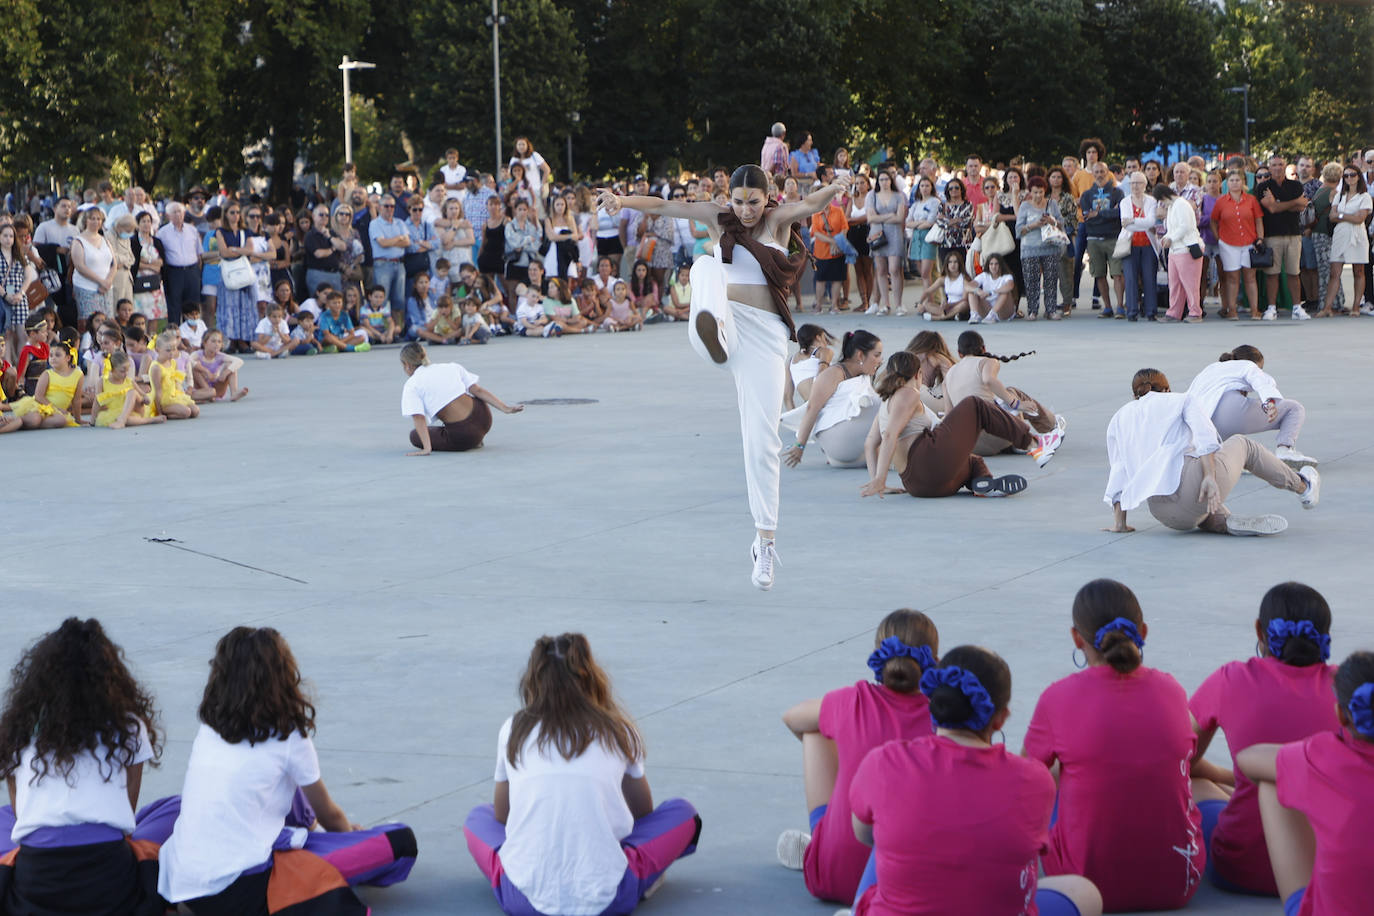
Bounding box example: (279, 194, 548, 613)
(252, 304, 292, 359)
(514, 285, 562, 337)
(179, 304, 208, 352)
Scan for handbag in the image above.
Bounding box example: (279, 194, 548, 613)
(1187, 243, 1204, 260)
(221, 256, 254, 290)
(1111, 229, 1132, 260)
(1041, 222, 1070, 246)
(1250, 239, 1274, 269)
(869, 231, 889, 253)
(925, 224, 946, 245)
(24, 280, 49, 309)
(982, 221, 1015, 257)
(635, 237, 657, 262)
(132, 273, 159, 293)
(38, 267, 62, 293)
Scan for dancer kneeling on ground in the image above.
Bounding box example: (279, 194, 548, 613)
(944, 331, 1065, 459)
(156, 627, 417, 915)
(1189, 581, 1339, 897)
(1023, 579, 1205, 913)
(776, 610, 940, 904)
(1185, 344, 1318, 467)
(1235, 650, 1374, 916)
(782, 330, 882, 469)
(464, 633, 701, 916)
(861, 352, 1034, 499)
(1104, 368, 1318, 536)
(847, 646, 1102, 916)
(400, 342, 523, 455)
(0, 618, 174, 914)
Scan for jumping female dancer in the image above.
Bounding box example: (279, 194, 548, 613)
(861, 352, 1031, 499)
(399, 342, 523, 454)
(781, 330, 882, 469)
(1185, 345, 1317, 468)
(943, 331, 1064, 461)
(1104, 368, 1318, 536)
(596, 167, 851, 590)
(776, 610, 938, 903)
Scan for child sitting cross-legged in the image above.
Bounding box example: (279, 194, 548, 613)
(190, 330, 248, 402)
(319, 290, 371, 353)
(149, 330, 200, 420)
(460, 295, 491, 345)
(514, 285, 562, 338)
(252, 303, 292, 359)
(417, 295, 462, 345)
(404, 272, 436, 341)
(91, 350, 165, 428)
(178, 303, 208, 352)
(289, 311, 321, 355)
(359, 285, 397, 344)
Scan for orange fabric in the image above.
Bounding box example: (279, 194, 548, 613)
(1069, 169, 1095, 200)
(0, 847, 16, 868)
(809, 205, 849, 260)
(126, 838, 160, 862)
(1214, 193, 1262, 247)
(266, 849, 350, 913)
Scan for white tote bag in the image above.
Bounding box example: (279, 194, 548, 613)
(221, 256, 255, 290)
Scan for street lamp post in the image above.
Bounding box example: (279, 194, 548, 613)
(1226, 84, 1252, 157)
(486, 0, 507, 174)
(339, 56, 376, 165)
(567, 111, 579, 180)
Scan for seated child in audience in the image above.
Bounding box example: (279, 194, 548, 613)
(91, 350, 163, 428)
(319, 290, 371, 353)
(16, 312, 51, 395)
(252, 303, 292, 359)
(778, 610, 939, 904)
(431, 258, 451, 299)
(190, 330, 248, 401)
(1236, 650, 1374, 916)
(850, 646, 1102, 916)
(1023, 579, 1204, 913)
(297, 282, 332, 321)
(417, 295, 462, 344)
(665, 264, 691, 321)
(11, 337, 82, 428)
(82, 322, 122, 398)
(271, 280, 298, 327)
(602, 280, 643, 332)
(472, 272, 512, 335)
(579, 255, 620, 322)
(460, 296, 491, 344)
(1189, 582, 1338, 897)
(289, 311, 321, 355)
(178, 303, 208, 352)
(514, 285, 561, 337)
(156, 627, 417, 912)
(405, 272, 436, 341)
(0, 385, 19, 433)
(359, 285, 397, 344)
(629, 259, 661, 321)
(454, 262, 480, 300)
(79, 310, 107, 358)
(150, 330, 200, 420)
(0, 618, 176, 911)
(123, 326, 153, 378)
(544, 278, 591, 333)
(127, 312, 147, 336)
(342, 283, 364, 323)
(114, 297, 134, 329)
(464, 633, 699, 916)
(0, 357, 16, 403)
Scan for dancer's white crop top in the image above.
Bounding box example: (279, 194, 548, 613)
(790, 354, 822, 387)
(720, 241, 787, 286)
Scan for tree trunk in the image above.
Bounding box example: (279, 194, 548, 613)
(270, 130, 298, 206)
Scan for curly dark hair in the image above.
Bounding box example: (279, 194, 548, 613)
(0, 618, 161, 786)
(198, 627, 315, 745)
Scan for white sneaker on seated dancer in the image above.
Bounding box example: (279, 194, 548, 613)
(1275, 445, 1318, 467)
(970, 475, 1028, 497)
(1226, 514, 1289, 536)
(1298, 466, 1320, 509)
(776, 829, 810, 870)
(751, 536, 779, 590)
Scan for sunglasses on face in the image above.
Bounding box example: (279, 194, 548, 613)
(671, 193, 685, 199)
(1345, 173, 1360, 179)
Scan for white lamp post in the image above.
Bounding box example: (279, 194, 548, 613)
(486, 1, 507, 174)
(339, 56, 376, 164)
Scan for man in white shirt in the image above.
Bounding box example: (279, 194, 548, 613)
(156, 201, 203, 324)
(440, 149, 467, 200)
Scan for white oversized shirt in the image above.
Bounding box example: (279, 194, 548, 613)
(400, 362, 478, 422)
(1104, 390, 1220, 510)
(1184, 359, 1283, 423)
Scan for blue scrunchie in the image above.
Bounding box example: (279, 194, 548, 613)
(919, 665, 996, 732)
(1094, 618, 1145, 650)
(1349, 683, 1374, 740)
(1266, 619, 1332, 662)
(867, 636, 936, 684)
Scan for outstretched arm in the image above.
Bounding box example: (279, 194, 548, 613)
(773, 176, 852, 226)
(470, 383, 524, 415)
(595, 189, 721, 224)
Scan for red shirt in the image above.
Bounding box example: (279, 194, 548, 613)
(1212, 192, 1263, 247)
(16, 342, 49, 377)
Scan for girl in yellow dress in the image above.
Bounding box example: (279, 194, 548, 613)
(92, 350, 166, 429)
(149, 330, 199, 420)
(0, 371, 21, 434)
(11, 341, 83, 429)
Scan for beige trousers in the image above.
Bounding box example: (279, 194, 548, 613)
(1147, 435, 1304, 533)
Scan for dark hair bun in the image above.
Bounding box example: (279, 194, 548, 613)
(926, 685, 974, 727)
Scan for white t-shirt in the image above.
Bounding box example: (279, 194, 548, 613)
(179, 318, 208, 348)
(297, 298, 323, 320)
(510, 153, 547, 196)
(494, 717, 645, 916)
(11, 719, 154, 843)
(975, 272, 1014, 297)
(440, 163, 468, 199)
(254, 317, 288, 347)
(400, 362, 478, 422)
(158, 724, 321, 903)
(942, 275, 967, 301)
(515, 299, 545, 325)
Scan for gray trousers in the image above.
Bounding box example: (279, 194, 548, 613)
(1211, 389, 1305, 448)
(1148, 435, 1304, 533)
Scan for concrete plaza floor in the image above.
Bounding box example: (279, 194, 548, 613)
(4, 292, 1372, 915)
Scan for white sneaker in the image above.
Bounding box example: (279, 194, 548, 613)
(1029, 428, 1064, 467)
(1056, 415, 1068, 434)
(982, 310, 1000, 324)
(921, 312, 933, 322)
(1361, 304, 1374, 317)
(1275, 445, 1318, 467)
(1298, 465, 1320, 509)
(1262, 306, 1277, 321)
(750, 537, 779, 590)
(1225, 514, 1288, 536)
(1291, 304, 1311, 321)
(255, 351, 271, 360)
(776, 829, 810, 870)
(967, 314, 982, 324)
(865, 304, 881, 315)
(894, 307, 908, 316)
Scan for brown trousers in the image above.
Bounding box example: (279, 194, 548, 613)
(409, 399, 493, 452)
(1147, 435, 1304, 532)
(972, 387, 1057, 455)
(900, 396, 1033, 497)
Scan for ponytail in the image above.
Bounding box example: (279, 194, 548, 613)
(1219, 344, 1263, 364)
(1071, 578, 1145, 675)
(875, 351, 918, 400)
(841, 329, 880, 361)
(1131, 368, 1169, 399)
(955, 329, 1033, 362)
(1258, 582, 1332, 667)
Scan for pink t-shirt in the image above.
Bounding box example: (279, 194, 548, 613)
(1190, 657, 1338, 893)
(1023, 665, 1204, 912)
(1276, 731, 1374, 916)
(805, 681, 931, 902)
(850, 735, 1054, 916)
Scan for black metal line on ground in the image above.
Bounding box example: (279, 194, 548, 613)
(144, 537, 308, 584)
